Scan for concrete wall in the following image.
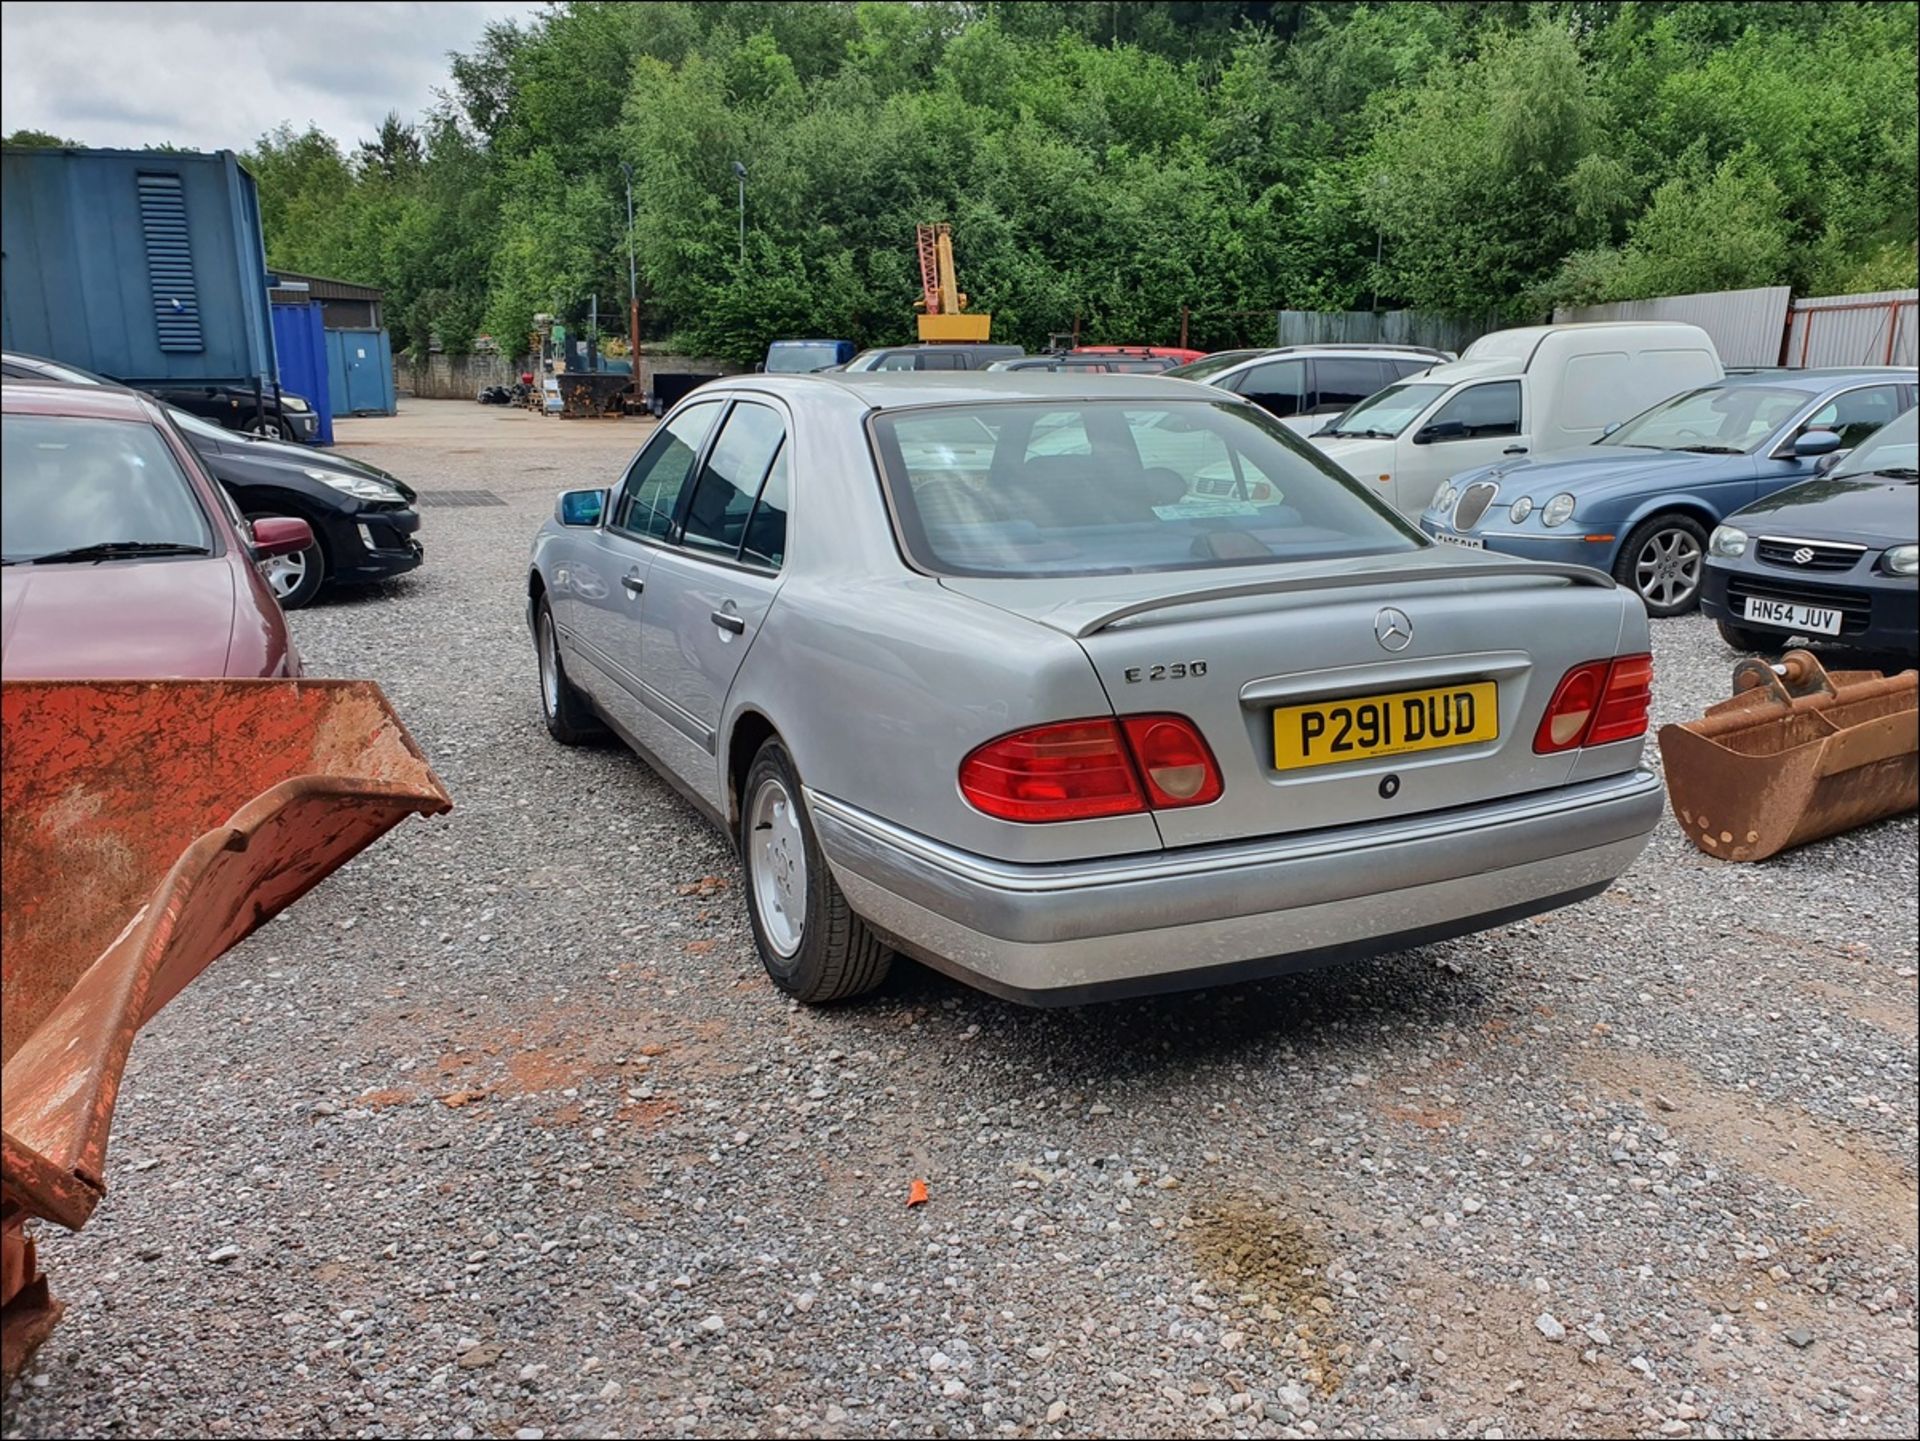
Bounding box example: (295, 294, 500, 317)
(400, 350, 743, 401)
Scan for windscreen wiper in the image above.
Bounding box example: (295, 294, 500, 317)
(1676, 444, 1742, 454)
(1871, 466, 1919, 480)
(26, 541, 212, 565)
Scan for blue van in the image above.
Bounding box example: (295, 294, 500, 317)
(763, 339, 855, 373)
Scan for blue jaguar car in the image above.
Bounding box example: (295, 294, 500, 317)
(1420, 369, 1917, 614)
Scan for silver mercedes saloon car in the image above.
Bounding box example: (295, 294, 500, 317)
(527, 373, 1664, 1005)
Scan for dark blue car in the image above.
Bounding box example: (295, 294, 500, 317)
(1420, 369, 1917, 615)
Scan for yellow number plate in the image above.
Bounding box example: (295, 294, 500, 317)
(1272, 681, 1499, 772)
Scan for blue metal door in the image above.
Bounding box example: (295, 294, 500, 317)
(326, 328, 396, 416)
(269, 301, 333, 444)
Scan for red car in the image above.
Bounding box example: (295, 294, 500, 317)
(1068, 345, 1208, 372)
(1, 382, 312, 677)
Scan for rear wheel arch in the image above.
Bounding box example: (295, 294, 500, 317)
(726, 709, 779, 834)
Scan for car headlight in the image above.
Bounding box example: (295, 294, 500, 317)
(281, 395, 311, 413)
(1542, 493, 1576, 528)
(1431, 482, 1457, 513)
(306, 468, 403, 502)
(1508, 496, 1534, 524)
(1885, 543, 1919, 577)
(1709, 525, 1749, 559)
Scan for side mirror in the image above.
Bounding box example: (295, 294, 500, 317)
(556, 488, 606, 527)
(1413, 420, 1464, 445)
(1813, 450, 1844, 476)
(1601, 420, 1622, 438)
(754, 362, 765, 373)
(250, 516, 314, 560)
(1793, 428, 1842, 457)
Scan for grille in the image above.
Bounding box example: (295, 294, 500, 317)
(1755, 536, 1866, 572)
(416, 489, 507, 508)
(1451, 481, 1498, 531)
(1725, 576, 1872, 635)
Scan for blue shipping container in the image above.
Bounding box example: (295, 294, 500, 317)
(270, 301, 334, 443)
(1, 146, 276, 387)
(325, 328, 397, 416)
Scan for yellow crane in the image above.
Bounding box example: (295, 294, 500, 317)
(914, 223, 992, 342)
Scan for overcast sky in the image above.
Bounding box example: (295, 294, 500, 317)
(0, 1, 544, 152)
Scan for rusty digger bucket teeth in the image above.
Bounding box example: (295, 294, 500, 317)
(1658, 649, 1918, 863)
(1, 680, 451, 1383)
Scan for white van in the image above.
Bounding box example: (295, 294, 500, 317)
(1311, 323, 1724, 516)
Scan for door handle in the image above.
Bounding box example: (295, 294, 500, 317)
(1502, 445, 1528, 455)
(710, 610, 746, 635)
(621, 574, 644, 596)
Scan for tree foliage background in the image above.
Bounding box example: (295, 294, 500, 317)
(118, 1, 1920, 363)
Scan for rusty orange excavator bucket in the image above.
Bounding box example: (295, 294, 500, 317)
(1658, 650, 1918, 863)
(1, 680, 451, 1381)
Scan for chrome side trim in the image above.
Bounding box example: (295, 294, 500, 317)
(1757, 535, 1869, 552)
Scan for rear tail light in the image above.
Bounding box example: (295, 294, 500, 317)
(959, 720, 1143, 822)
(1121, 715, 1224, 808)
(959, 714, 1222, 823)
(1534, 653, 1653, 754)
(1587, 652, 1653, 746)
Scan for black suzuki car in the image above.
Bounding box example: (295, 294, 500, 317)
(1704, 407, 1919, 658)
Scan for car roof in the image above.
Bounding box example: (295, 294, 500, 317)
(1, 378, 162, 422)
(1708, 367, 1916, 393)
(716, 371, 1231, 411)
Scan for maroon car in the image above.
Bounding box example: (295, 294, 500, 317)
(1, 382, 312, 677)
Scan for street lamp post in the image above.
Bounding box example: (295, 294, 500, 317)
(732, 160, 747, 267)
(622, 162, 642, 397)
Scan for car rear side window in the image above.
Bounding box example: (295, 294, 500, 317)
(871, 399, 1422, 578)
(611, 400, 722, 539)
(1311, 358, 1392, 414)
(2, 413, 213, 563)
(741, 444, 790, 569)
(681, 401, 786, 559)
(1225, 360, 1305, 416)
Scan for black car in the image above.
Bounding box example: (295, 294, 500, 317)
(3, 349, 321, 443)
(1703, 406, 1919, 658)
(1, 348, 421, 607)
(162, 407, 422, 607)
(147, 379, 321, 443)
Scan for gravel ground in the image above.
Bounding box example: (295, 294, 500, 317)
(5, 400, 1916, 1440)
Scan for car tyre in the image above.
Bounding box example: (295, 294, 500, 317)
(1614, 513, 1709, 617)
(1716, 620, 1778, 654)
(534, 596, 603, 745)
(740, 738, 891, 1003)
(243, 414, 296, 441)
(246, 509, 326, 609)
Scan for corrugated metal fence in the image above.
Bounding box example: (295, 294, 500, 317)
(1555, 286, 1791, 366)
(1274, 308, 1498, 356)
(1555, 285, 1916, 369)
(1782, 290, 1916, 369)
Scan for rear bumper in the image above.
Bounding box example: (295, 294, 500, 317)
(810, 770, 1664, 1005)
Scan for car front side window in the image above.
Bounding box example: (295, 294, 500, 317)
(609, 400, 723, 540)
(1423, 380, 1521, 440)
(1803, 385, 1904, 449)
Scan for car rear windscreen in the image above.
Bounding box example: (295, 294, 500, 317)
(2, 414, 212, 563)
(870, 399, 1424, 577)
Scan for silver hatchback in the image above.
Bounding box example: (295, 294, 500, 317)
(527, 374, 1663, 1004)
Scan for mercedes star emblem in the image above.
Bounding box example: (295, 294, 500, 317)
(1375, 606, 1414, 652)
